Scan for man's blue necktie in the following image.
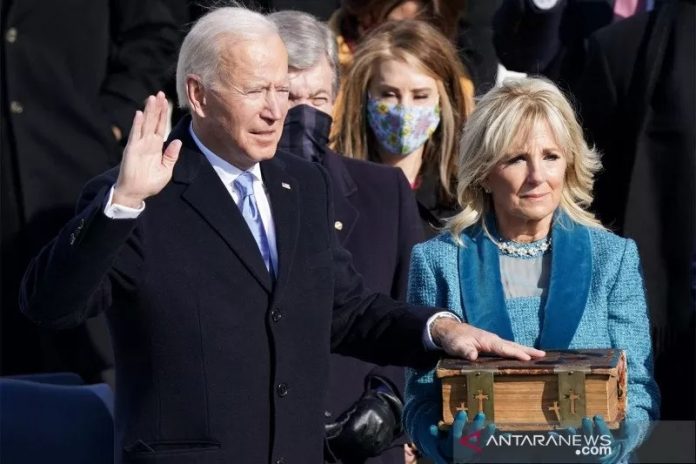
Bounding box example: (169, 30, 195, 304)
(234, 172, 274, 277)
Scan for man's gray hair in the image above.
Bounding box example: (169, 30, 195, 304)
(176, 7, 279, 109)
(268, 10, 340, 97)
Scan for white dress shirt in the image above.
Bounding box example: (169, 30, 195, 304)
(188, 124, 278, 272)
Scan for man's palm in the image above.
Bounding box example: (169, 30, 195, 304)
(113, 92, 181, 208)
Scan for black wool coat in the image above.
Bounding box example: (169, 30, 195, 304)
(2, 0, 178, 228)
(576, 0, 695, 419)
(577, 0, 695, 342)
(319, 151, 423, 464)
(493, 0, 618, 88)
(1, 0, 179, 380)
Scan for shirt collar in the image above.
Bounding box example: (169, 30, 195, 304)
(188, 122, 263, 184)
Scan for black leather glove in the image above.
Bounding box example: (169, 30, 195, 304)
(324, 375, 403, 462)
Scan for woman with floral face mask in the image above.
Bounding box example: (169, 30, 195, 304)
(332, 20, 474, 237)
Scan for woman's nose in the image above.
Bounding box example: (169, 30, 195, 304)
(526, 160, 545, 184)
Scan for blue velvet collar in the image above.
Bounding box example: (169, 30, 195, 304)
(457, 212, 592, 349)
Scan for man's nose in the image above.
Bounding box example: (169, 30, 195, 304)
(263, 90, 286, 121)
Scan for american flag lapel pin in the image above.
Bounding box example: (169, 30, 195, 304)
(281, 182, 291, 190)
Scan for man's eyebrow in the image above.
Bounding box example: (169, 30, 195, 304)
(240, 82, 265, 90)
(310, 89, 330, 97)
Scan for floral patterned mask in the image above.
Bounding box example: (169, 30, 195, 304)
(366, 98, 441, 156)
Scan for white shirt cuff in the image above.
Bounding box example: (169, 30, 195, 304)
(423, 311, 462, 351)
(104, 185, 145, 219)
(531, 0, 559, 10)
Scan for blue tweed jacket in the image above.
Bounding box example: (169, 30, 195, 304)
(404, 215, 660, 459)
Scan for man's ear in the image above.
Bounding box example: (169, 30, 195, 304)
(186, 75, 206, 117)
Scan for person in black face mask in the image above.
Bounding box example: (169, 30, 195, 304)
(270, 10, 425, 464)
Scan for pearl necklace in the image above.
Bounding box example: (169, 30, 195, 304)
(495, 236, 552, 258)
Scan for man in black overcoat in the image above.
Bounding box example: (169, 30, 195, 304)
(576, 0, 695, 420)
(271, 10, 423, 463)
(1, 0, 179, 381)
(19, 7, 543, 463)
(492, 0, 649, 89)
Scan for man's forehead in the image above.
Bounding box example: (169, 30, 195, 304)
(288, 57, 333, 89)
(217, 34, 288, 81)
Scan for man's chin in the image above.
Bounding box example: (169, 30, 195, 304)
(250, 135, 282, 158)
(255, 149, 278, 160)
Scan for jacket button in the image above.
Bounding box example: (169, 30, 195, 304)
(9, 101, 23, 114)
(5, 27, 17, 43)
(271, 308, 282, 322)
(324, 410, 332, 418)
(334, 221, 343, 231)
(276, 383, 288, 398)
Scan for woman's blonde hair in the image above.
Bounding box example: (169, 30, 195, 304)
(330, 19, 473, 200)
(446, 76, 605, 242)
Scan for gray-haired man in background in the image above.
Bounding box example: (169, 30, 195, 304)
(269, 10, 422, 463)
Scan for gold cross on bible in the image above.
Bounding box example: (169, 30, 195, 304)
(566, 389, 581, 415)
(548, 400, 561, 422)
(474, 389, 489, 412)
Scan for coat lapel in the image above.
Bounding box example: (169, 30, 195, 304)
(321, 151, 359, 244)
(456, 214, 592, 348)
(457, 224, 515, 340)
(170, 119, 273, 292)
(260, 155, 300, 304)
(538, 215, 592, 349)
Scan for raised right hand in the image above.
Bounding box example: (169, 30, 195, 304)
(113, 91, 182, 208)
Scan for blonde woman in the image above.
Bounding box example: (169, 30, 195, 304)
(331, 19, 473, 237)
(404, 77, 659, 463)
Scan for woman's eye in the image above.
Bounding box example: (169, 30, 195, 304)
(414, 94, 430, 100)
(506, 156, 525, 165)
(544, 153, 561, 161)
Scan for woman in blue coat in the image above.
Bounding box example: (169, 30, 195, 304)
(404, 77, 660, 463)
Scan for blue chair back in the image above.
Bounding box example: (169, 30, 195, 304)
(6, 372, 85, 386)
(0, 378, 114, 464)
